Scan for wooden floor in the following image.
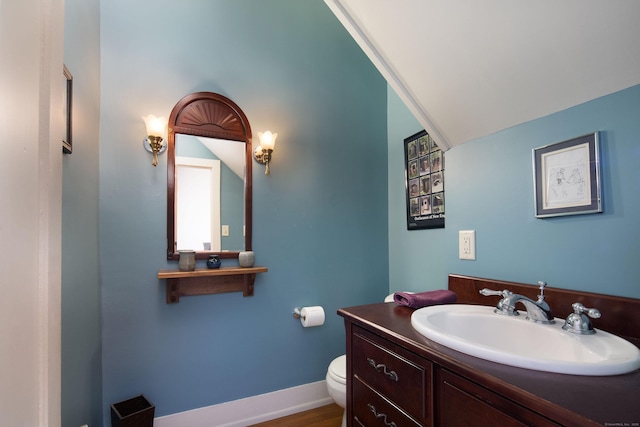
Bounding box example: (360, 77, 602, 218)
(248, 403, 343, 427)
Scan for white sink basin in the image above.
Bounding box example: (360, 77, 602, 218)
(411, 304, 640, 376)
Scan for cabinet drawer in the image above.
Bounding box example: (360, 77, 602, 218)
(352, 326, 432, 422)
(353, 377, 423, 427)
(437, 368, 561, 427)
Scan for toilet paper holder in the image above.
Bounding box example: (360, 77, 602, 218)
(292, 306, 325, 327)
(293, 307, 319, 321)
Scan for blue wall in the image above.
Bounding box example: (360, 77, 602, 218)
(99, 0, 388, 421)
(389, 84, 640, 299)
(62, 0, 102, 425)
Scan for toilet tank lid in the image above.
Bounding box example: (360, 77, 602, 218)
(329, 354, 347, 379)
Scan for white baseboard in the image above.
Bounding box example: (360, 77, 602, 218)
(154, 380, 334, 427)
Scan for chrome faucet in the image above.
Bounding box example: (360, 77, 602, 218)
(479, 281, 555, 324)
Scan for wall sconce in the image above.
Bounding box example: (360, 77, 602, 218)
(142, 114, 167, 166)
(253, 131, 278, 175)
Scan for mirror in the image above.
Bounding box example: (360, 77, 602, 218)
(167, 92, 253, 260)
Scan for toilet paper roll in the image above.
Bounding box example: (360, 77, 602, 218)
(300, 306, 325, 327)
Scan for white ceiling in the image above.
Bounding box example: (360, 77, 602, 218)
(324, 0, 640, 150)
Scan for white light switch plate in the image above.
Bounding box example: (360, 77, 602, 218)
(459, 230, 476, 260)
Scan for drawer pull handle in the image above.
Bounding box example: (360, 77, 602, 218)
(367, 358, 399, 381)
(367, 403, 397, 427)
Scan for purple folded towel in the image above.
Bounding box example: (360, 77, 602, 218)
(393, 290, 457, 309)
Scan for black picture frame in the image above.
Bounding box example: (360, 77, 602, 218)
(62, 65, 73, 154)
(404, 130, 445, 230)
(533, 132, 601, 218)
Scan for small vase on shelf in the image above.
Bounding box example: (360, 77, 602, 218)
(238, 251, 255, 268)
(178, 250, 196, 271)
(207, 255, 221, 269)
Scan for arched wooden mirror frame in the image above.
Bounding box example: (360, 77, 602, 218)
(167, 92, 252, 260)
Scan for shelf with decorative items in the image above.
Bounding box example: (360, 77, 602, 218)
(157, 266, 268, 304)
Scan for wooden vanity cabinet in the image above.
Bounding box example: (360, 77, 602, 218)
(340, 275, 640, 426)
(340, 303, 639, 426)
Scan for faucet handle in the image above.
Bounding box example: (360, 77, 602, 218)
(537, 281, 548, 300)
(479, 288, 511, 298)
(562, 302, 601, 335)
(480, 288, 518, 316)
(571, 302, 601, 319)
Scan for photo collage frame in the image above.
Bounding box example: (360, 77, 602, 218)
(404, 130, 445, 230)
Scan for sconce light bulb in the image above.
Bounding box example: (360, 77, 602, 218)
(142, 114, 167, 138)
(258, 131, 277, 151)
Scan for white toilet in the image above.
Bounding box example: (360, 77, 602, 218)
(326, 354, 347, 427)
(326, 294, 396, 427)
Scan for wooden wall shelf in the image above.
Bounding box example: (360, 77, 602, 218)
(157, 266, 268, 303)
